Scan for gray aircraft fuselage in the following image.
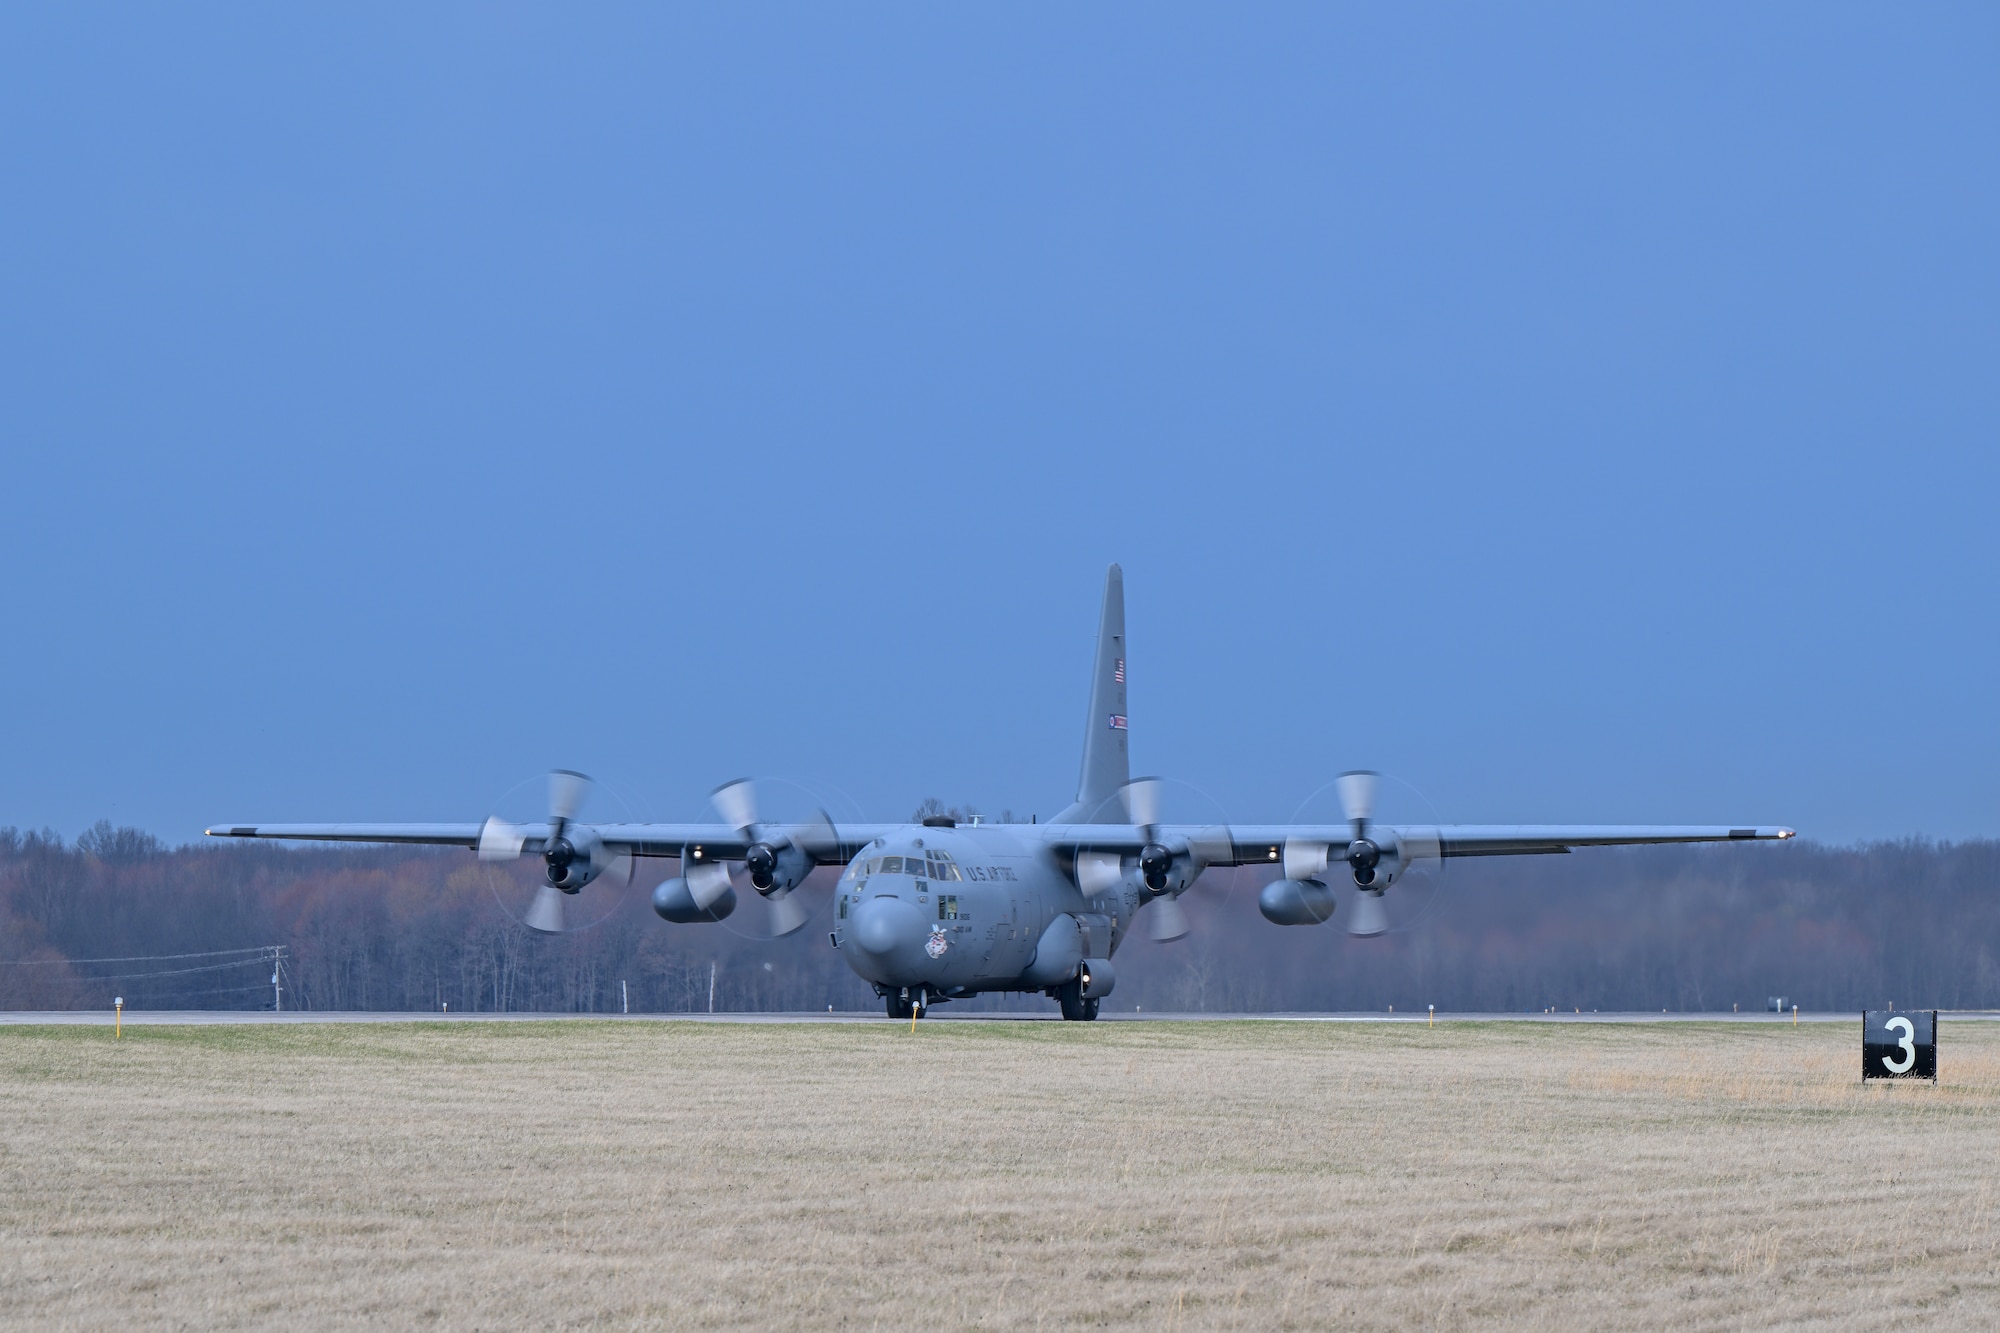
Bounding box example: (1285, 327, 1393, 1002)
(832, 824, 1136, 1002)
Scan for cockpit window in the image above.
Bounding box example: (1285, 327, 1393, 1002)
(863, 851, 961, 879)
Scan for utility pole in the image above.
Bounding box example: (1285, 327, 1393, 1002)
(708, 960, 716, 1014)
(271, 946, 284, 1013)
(621, 979, 629, 1015)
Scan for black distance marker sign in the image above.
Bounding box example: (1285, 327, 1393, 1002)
(1862, 1010, 1936, 1082)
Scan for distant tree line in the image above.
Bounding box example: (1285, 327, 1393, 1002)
(2, 821, 1996, 1014)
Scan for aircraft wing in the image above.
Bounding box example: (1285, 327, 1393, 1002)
(204, 822, 899, 860)
(208, 819, 1794, 869)
(1049, 823, 1796, 865)
(1411, 824, 1794, 857)
(207, 822, 488, 848)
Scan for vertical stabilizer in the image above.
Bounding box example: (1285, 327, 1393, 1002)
(1052, 564, 1129, 824)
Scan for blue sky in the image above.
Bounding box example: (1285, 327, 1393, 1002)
(2, 5, 1995, 842)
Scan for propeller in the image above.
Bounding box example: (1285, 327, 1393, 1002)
(1276, 770, 1448, 937)
(684, 861, 735, 911)
(711, 777, 758, 832)
(1335, 770, 1392, 937)
(1324, 770, 1447, 938)
(1122, 776, 1162, 831)
(480, 770, 634, 935)
(1337, 770, 1382, 885)
(1145, 893, 1191, 943)
(709, 778, 837, 939)
(525, 882, 569, 934)
(1118, 777, 1233, 944)
(548, 768, 591, 825)
(1121, 778, 1176, 890)
(1346, 889, 1391, 938)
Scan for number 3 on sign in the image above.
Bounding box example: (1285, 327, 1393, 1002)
(1882, 1016, 1916, 1074)
(1863, 1010, 1934, 1081)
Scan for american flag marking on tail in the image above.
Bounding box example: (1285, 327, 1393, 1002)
(1114, 659, 1124, 683)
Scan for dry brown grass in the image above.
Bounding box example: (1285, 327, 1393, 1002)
(2, 1018, 1998, 1329)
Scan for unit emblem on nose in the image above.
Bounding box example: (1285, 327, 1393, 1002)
(925, 927, 950, 959)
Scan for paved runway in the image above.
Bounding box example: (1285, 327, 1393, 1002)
(4, 1009, 1991, 1026)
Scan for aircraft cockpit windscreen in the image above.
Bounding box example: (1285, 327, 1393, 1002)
(854, 851, 962, 881)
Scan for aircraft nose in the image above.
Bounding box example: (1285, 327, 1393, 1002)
(849, 895, 925, 959)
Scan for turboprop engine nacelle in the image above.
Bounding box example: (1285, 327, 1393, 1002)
(1141, 845, 1204, 898)
(544, 827, 615, 892)
(1284, 833, 1429, 892)
(1259, 878, 1339, 926)
(744, 839, 814, 896)
(1075, 846, 1203, 899)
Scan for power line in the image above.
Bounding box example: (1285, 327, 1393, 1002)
(0, 946, 273, 966)
(116, 979, 277, 998)
(60, 958, 276, 981)
(84, 947, 289, 1001)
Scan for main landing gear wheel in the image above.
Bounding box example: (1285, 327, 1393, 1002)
(1057, 979, 1099, 1021)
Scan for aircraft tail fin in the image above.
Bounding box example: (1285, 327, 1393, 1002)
(1052, 564, 1129, 824)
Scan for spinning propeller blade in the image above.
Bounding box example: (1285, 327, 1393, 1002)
(1337, 770, 1378, 830)
(1146, 894, 1191, 942)
(525, 883, 568, 934)
(686, 861, 734, 910)
(478, 817, 525, 863)
(711, 778, 758, 831)
(766, 888, 809, 937)
(787, 810, 840, 859)
(548, 769, 591, 825)
(1120, 777, 1162, 831)
(1348, 890, 1391, 938)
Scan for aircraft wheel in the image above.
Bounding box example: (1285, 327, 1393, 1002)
(1082, 997, 1099, 1021)
(886, 994, 913, 1020)
(1058, 979, 1089, 1021)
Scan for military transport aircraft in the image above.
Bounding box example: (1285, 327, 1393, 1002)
(208, 565, 1792, 1020)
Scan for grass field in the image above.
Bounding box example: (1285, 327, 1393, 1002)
(2, 1018, 1997, 1329)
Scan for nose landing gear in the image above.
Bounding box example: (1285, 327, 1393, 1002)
(886, 988, 928, 1020)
